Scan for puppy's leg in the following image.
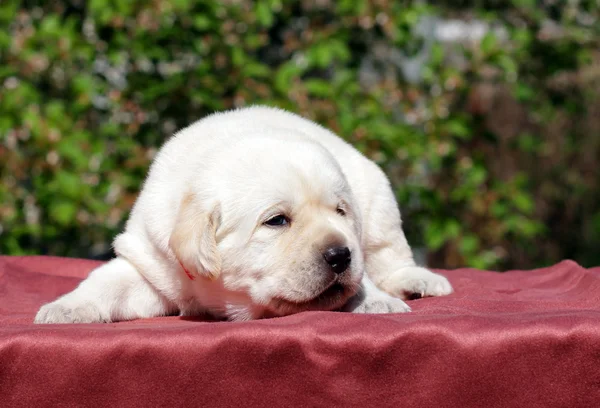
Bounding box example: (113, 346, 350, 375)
(343, 273, 411, 314)
(362, 183, 453, 300)
(365, 225, 453, 299)
(34, 257, 175, 324)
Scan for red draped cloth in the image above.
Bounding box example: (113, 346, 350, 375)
(1, 256, 599, 407)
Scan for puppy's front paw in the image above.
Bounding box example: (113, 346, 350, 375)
(382, 266, 453, 300)
(34, 301, 106, 324)
(344, 292, 411, 314)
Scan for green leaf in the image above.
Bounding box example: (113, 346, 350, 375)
(274, 63, 302, 94)
(425, 221, 446, 251)
(305, 79, 332, 97)
(512, 0, 535, 9)
(57, 139, 88, 169)
(231, 46, 245, 66)
(55, 171, 83, 200)
(513, 192, 534, 213)
(471, 250, 500, 270)
(242, 62, 270, 78)
(256, 1, 274, 27)
(194, 15, 212, 30)
(481, 32, 497, 54)
(459, 234, 480, 254)
(40, 15, 61, 36)
(491, 201, 509, 217)
(446, 119, 471, 139)
(425, 219, 460, 251)
(49, 201, 77, 226)
(515, 84, 535, 102)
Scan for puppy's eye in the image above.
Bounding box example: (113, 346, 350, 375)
(264, 215, 290, 227)
(336, 207, 346, 216)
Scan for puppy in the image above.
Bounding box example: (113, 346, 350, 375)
(35, 106, 452, 323)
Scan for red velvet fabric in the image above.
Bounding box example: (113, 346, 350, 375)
(1, 256, 600, 407)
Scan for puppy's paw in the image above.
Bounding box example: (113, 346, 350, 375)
(34, 301, 107, 324)
(382, 266, 453, 300)
(344, 291, 411, 314)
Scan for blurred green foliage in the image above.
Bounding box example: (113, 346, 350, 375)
(1, 0, 599, 269)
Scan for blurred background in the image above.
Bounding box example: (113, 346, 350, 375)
(1, 0, 599, 270)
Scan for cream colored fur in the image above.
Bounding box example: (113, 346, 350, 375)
(35, 106, 452, 323)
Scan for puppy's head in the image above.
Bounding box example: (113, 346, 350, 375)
(170, 135, 364, 318)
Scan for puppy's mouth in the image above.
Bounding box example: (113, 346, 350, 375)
(267, 281, 358, 316)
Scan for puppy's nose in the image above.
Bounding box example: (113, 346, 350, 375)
(323, 246, 351, 274)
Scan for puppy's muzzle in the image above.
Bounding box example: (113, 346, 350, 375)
(323, 246, 351, 274)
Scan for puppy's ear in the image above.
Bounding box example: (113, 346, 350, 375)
(169, 193, 221, 281)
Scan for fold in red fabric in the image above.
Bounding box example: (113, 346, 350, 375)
(1, 256, 599, 407)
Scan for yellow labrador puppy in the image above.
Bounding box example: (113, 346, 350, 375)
(35, 107, 452, 323)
